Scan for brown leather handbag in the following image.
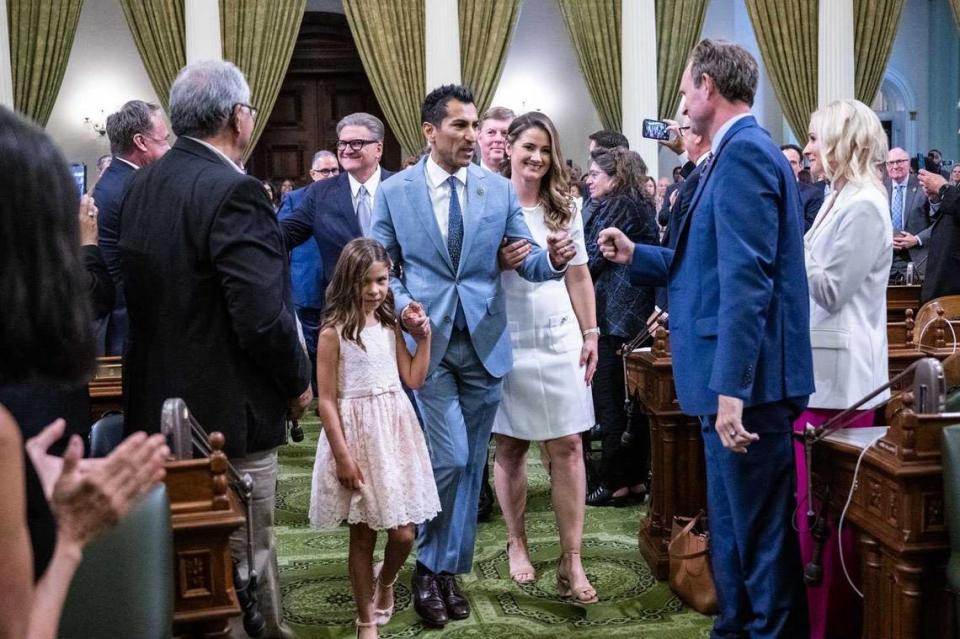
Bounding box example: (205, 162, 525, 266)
(667, 511, 719, 614)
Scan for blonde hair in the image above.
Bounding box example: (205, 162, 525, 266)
(808, 99, 887, 188)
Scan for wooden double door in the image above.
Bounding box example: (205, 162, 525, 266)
(247, 12, 401, 185)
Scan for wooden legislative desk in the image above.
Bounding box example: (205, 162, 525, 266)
(624, 325, 706, 579)
(814, 398, 958, 639)
(88, 359, 244, 636)
(887, 285, 922, 324)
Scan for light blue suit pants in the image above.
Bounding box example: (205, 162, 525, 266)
(414, 327, 502, 574)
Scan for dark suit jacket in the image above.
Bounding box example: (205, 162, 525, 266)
(658, 161, 695, 227)
(83, 245, 114, 319)
(886, 176, 933, 275)
(584, 194, 659, 339)
(656, 162, 705, 310)
(277, 186, 324, 310)
(280, 168, 395, 298)
(118, 137, 310, 458)
(798, 180, 825, 232)
(921, 185, 960, 303)
(93, 158, 136, 304)
(629, 116, 814, 419)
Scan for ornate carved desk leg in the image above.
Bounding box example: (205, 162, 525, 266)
(860, 533, 885, 639)
(895, 558, 923, 639)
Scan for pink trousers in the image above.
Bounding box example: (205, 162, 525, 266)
(793, 408, 874, 639)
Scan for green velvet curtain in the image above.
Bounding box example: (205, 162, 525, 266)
(118, 0, 185, 111)
(459, 0, 520, 116)
(951, 0, 960, 27)
(343, 0, 425, 157)
(656, 0, 707, 119)
(8, 0, 85, 126)
(220, 0, 305, 162)
(744, 0, 817, 139)
(853, 0, 903, 105)
(558, 0, 621, 131)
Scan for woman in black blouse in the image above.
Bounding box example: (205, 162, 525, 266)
(582, 148, 659, 507)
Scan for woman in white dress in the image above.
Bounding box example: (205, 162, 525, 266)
(492, 112, 600, 604)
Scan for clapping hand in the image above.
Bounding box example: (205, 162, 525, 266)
(547, 230, 577, 269)
(918, 169, 947, 199)
(401, 301, 430, 340)
(498, 237, 531, 271)
(26, 418, 168, 547)
(78, 194, 98, 246)
(597, 227, 635, 264)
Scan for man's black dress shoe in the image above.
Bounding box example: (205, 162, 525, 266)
(437, 574, 470, 620)
(411, 572, 449, 627)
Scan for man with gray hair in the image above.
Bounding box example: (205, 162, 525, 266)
(93, 99, 170, 356)
(277, 149, 341, 391)
(281, 112, 395, 296)
(119, 60, 311, 639)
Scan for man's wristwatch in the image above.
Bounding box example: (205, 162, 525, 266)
(582, 327, 601, 337)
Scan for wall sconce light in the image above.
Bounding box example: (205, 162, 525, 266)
(83, 111, 106, 136)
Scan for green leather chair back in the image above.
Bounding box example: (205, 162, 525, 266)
(58, 484, 173, 639)
(941, 424, 960, 591)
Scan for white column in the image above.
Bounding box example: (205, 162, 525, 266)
(424, 0, 461, 90)
(185, 0, 222, 63)
(817, 0, 855, 106)
(0, 0, 14, 109)
(622, 0, 659, 177)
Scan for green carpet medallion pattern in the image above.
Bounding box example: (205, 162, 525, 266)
(276, 415, 713, 638)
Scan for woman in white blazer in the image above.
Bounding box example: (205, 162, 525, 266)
(796, 99, 892, 639)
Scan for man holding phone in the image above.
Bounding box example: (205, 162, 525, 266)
(885, 147, 932, 278)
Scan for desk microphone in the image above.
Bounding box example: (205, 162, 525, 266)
(803, 490, 830, 587)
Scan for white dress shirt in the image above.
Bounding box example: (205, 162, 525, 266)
(347, 165, 382, 212)
(184, 136, 244, 174)
(425, 156, 468, 242)
(114, 156, 140, 170)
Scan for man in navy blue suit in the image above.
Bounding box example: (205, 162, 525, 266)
(94, 100, 170, 355)
(781, 144, 825, 232)
(277, 149, 340, 388)
(600, 39, 814, 638)
(281, 112, 394, 318)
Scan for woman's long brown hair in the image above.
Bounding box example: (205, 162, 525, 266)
(500, 111, 575, 232)
(322, 238, 396, 350)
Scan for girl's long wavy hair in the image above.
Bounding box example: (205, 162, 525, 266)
(500, 111, 575, 231)
(322, 238, 396, 350)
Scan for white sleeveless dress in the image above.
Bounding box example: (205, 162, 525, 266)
(309, 322, 440, 530)
(492, 204, 594, 441)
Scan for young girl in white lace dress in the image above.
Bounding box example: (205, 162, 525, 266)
(309, 238, 440, 639)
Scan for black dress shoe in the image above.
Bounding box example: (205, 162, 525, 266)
(411, 572, 449, 627)
(436, 574, 470, 620)
(586, 485, 633, 508)
(477, 480, 494, 522)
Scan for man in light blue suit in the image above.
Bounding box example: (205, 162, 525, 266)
(600, 40, 814, 638)
(372, 85, 577, 628)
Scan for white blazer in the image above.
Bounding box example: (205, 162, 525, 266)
(804, 181, 893, 409)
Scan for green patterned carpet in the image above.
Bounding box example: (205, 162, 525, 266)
(276, 414, 713, 638)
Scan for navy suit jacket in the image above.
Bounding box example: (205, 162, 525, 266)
(93, 158, 136, 305)
(281, 168, 395, 304)
(277, 187, 324, 309)
(629, 116, 814, 420)
(798, 180, 825, 232)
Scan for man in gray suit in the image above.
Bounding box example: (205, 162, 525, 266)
(886, 147, 933, 278)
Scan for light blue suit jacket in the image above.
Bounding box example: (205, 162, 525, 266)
(372, 158, 561, 377)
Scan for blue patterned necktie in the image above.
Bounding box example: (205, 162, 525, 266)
(892, 184, 904, 232)
(446, 176, 463, 270)
(446, 176, 467, 329)
(357, 184, 372, 237)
